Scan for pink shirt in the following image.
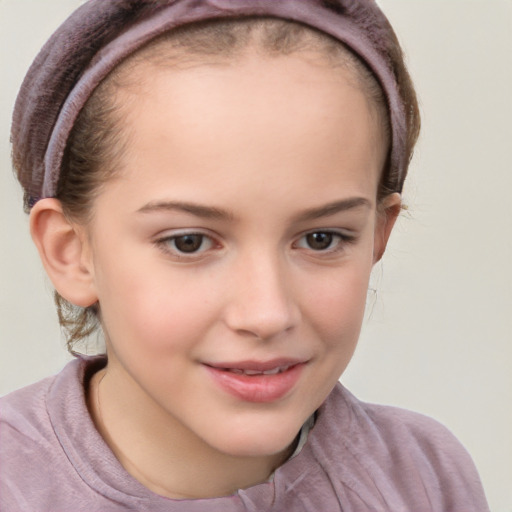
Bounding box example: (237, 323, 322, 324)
(0, 357, 489, 511)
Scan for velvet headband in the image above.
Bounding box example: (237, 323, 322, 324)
(12, 0, 409, 206)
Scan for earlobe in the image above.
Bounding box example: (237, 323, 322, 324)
(30, 199, 98, 307)
(373, 192, 401, 264)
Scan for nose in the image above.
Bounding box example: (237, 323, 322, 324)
(224, 251, 301, 341)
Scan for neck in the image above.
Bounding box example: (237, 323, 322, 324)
(87, 364, 295, 499)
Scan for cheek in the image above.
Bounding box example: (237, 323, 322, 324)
(94, 250, 221, 355)
(311, 274, 368, 345)
(304, 256, 373, 342)
(291, 261, 373, 412)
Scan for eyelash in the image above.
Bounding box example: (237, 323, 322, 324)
(155, 232, 216, 260)
(294, 230, 356, 254)
(154, 229, 356, 260)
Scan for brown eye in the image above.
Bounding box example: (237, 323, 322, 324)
(156, 232, 216, 258)
(305, 232, 334, 251)
(173, 234, 206, 253)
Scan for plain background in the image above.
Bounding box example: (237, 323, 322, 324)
(1, 0, 510, 510)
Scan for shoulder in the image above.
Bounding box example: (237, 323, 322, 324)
(334, 384, 474, 465)
(1, 372, 57, 444)
(0, 357, 101, 451)
(0, 358, 87, 431)
(345, 387, 466, 450)
(308, 383, 490, 511)
(322, 383, 466, 452)
(1, 371, 60, 509)
(0, 359, 92, 510)
(0, 360, 84, 464)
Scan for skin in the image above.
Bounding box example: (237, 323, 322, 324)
(31, 50, 400, 499)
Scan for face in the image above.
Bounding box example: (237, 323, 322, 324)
(81, 51, 394, 459)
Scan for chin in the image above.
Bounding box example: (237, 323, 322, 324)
(206, 417, 305, 459)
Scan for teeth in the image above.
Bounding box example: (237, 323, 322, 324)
(262, 368, 280, 375)
(225, 365, 291, 376)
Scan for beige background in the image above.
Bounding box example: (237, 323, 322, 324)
(1, 0, 511, 510)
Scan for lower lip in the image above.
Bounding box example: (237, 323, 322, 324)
(204, 363, 305, 403)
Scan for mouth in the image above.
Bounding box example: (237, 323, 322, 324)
(203, 359, 307, 403)
(211, 364, 297, 376)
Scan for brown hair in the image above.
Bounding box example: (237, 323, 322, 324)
(55, 18, 420, 353)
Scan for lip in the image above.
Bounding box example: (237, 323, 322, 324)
(203, 359, 307, 403)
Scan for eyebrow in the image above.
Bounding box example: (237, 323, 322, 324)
(136, 196, 371, 222)
(137, 200, 235, 221)
(293, 197, 372, 222)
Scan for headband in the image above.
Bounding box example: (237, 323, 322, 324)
(12, 0, 408, 205)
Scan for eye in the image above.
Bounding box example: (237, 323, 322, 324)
(295, 230, 352, 252)
(156, 233, 215, 256)
(173, 234, 209, 253)
(304, 232, 335, 251)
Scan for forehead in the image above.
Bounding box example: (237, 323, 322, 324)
(96, 51, 386, 217)
(115, 18, 386, 124)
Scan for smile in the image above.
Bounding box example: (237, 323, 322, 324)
(203, 360, 307, 403)
(221, 365, 293, 376)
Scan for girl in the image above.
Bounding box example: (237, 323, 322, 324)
(1, 0, 490, 510)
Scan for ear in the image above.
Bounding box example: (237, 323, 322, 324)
(30, 198, 98, 307)
(373, 192, 401, 264)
